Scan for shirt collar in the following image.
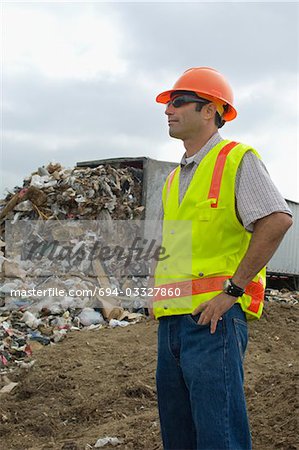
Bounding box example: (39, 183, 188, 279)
(180, 132, 223, 167)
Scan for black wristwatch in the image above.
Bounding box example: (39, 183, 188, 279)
(223, 278, 245, 298)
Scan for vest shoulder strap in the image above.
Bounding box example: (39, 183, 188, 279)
(208, 141, 239, 208)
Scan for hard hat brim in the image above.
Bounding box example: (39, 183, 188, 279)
(156, 89, 174, 104)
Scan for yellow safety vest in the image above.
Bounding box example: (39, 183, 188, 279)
(153, 140, 266, 320)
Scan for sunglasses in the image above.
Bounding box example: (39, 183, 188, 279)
(167, 95, 210, 108)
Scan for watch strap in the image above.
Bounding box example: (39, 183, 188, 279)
(224, 278, 245, 298)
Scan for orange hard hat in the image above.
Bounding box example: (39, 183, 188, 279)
(156, 67, 237, 121)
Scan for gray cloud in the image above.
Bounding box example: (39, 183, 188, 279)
(115, 2, 298, 77)
(2, 2, 298, 201)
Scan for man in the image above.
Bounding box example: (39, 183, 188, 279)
(152, 67, 293, 450)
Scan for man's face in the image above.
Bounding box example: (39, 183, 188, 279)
(165, 93, 206, 140)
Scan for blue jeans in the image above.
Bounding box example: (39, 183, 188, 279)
(156, 304, 251, 450)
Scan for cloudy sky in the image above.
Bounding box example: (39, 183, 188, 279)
(2, 1, 298, 202)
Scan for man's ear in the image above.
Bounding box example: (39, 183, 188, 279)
(203, 102, 217, 119)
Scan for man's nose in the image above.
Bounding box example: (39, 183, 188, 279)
(165, 103, 174, 115)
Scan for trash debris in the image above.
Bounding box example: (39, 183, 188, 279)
(0, 162, 144, 222)
(0, 161, 150, 373)
(22, 311, 41, 329)
(0, 354, 8, 366)
(53, 329, 68, 343)
(77, 308, 105, 327)
(265, 288, 299, 305)
(94, 437, 123, 448)
(0, 300, 146, 374)
(109, 319, 130, 328)
(3, 260, 27, 280)
(0, 381, 18, 395)
(14, 359, 35, 370)
(98, 298, 125, 322)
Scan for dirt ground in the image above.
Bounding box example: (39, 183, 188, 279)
(0, 301, 298, 450)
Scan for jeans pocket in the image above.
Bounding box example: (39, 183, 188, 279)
(186, 313, 210, 328)
(233, 318, 248, 361)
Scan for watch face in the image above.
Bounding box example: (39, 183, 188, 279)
(223, 279, 231, 290)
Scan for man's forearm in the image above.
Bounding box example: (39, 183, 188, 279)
(232, 212, 293, 289)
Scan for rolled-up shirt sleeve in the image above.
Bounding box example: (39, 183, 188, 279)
(235, 151, 292, 232)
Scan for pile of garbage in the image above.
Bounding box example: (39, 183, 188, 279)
(0, 298, 144, 375)
(0, 265, 147, 374)
(0, 162, 149, 374)
(0, 162, 144, 224)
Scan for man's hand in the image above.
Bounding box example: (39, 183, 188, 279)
(192, 292, 237, 334)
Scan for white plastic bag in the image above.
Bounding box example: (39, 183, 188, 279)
(78, 308, 105, 326)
